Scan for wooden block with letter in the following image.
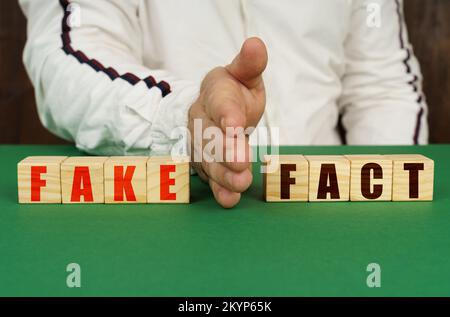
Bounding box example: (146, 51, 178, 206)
(386, 154, 434, 201)
(147, 156, 190, 203)
(61, 157, 109, 204)
(104, 156, 148, 204)
(263, 155, 309, 202)
(17, 156, 67, 204)
(345, 155, 393, 201)
(305, 155, 350, 202)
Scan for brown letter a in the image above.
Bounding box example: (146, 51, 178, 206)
(317, 164, 340, 199)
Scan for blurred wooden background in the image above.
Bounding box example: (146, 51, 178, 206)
(0, 0, 449, 144)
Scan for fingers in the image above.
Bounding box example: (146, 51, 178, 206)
(203, 38, 268, 133)
(189, 41, 268, 208)
(203, 161, 253, 193)
(221, 135, 252, 172)
(226, 37, 268, 91)
(209, 179, 241, 209)
(197, 97, 252, 172)
(190, 107, 252, 200)
(203, 74, 247, 132)
(207, 96, 246, 133)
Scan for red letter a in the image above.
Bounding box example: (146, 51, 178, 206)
(71, 166, 93, 202)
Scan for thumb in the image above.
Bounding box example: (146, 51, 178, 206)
(226, 37, 268, 90)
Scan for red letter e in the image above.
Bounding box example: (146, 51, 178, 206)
(160, 165, 176, 201)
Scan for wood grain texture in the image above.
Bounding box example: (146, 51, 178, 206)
(17, 156, 67, 203)
(147, 156, 190, 204)
(104, 157, 148, 204)
(385, 154, 434, 201)
(263, 155, 309, 202)
(345, 155, 393, 202)
(305, 156, 350, 202)
(61, 157, 108, 204)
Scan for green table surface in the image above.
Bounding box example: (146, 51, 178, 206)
(0, 145, 449, 297)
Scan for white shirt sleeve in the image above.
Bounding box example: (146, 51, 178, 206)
(338, 0, 428, 145)
(19, 0, 200, 155)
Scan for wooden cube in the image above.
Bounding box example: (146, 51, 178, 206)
(345, 155, 393, 201)
(305, 155, 350, 202)
(104, 157, 148, 204)
(18, 156, 67, 204)
(262, 155, 309, 202)
(61, 157, 109, 204)
(386, 154, 434, 201)
(147, 156, 190, 203)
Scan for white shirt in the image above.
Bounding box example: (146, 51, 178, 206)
(19, 0, 428, 156)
